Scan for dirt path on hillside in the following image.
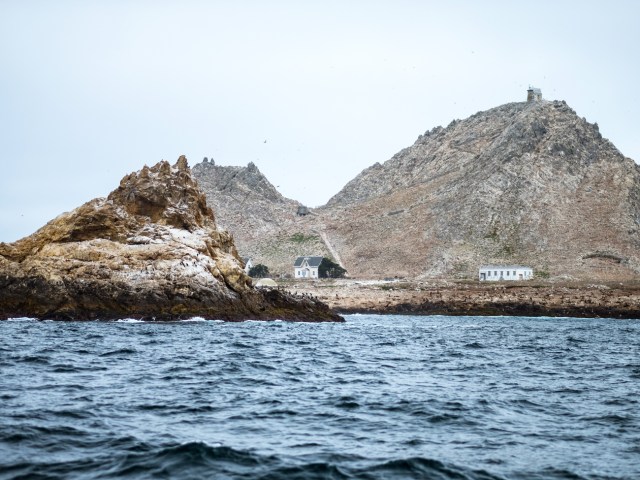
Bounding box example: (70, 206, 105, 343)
(317, 230, 344, 267)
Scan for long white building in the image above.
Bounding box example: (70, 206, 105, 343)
(479, 265, 533, 281)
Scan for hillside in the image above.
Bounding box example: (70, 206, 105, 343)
(194, 99, 640, 281)
(192, 161, 334, 274)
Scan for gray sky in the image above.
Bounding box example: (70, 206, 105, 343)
(1, 1, 639, 242)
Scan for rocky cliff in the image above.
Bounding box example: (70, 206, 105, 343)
(192, 161, 334, 275)
(0, 157, 342, 321)
(192, 99, 640, 281)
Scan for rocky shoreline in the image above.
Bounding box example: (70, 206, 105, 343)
(285, 279, 640, 319)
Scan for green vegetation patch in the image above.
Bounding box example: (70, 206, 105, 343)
(289, 232, 319, 243)
(248, 264, 270, 278)
(319, 257, 347, 278)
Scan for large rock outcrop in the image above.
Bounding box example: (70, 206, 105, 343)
(0, 157, 342, 321)
(321, 100, 640, 279)
(192, 161, 334, 274)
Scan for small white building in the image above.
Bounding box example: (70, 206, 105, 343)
(294, 256, 323, 279)
(479, 265, 533, 282)
(241, 257, 253, 275)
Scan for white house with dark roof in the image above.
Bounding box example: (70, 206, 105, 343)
(294, 256, 323, 279)
(479, 265, 533, 282)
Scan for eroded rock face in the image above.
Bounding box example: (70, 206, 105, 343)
(192, 161, 334, 275)
(0, 157, 342, 321)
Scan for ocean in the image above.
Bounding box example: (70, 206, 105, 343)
(1, 314, 639, 480)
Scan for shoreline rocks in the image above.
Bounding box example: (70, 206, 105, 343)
(286, 279, 640, 319)
(0, 157, 343, 322)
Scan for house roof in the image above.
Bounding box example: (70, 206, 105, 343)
(294, 256, 324, 268)
(479, 265, 532, 270)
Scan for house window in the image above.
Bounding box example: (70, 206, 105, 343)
(506, 271, 510, 276)
(500, 271, 503, 276)
(487, 271, 491, 277)
(513, 271, 516, 276)
(494, 271, 497, 276)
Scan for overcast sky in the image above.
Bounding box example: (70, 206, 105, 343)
(1, 1, 639, 242)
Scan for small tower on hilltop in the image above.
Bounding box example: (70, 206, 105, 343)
(527, 86, 542, 102)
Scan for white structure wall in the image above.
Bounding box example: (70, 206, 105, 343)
(479, 265, 533, 281)
(293, 256, 323, 278)
(295, 266, 318, 278)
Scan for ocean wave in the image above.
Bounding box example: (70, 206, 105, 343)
(0, 441, 509, 480)
(99, 348, 137, 357)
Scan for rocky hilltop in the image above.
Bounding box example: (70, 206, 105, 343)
(192, 160, 299, 235)
(194, 98, 640, 282)
(193, 160, 335, 274)
(0, 157, 342, 321)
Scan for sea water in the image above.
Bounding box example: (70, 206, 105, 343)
(1, 315, 639, 479)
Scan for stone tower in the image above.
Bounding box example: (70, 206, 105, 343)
(527, 86, 542, 102)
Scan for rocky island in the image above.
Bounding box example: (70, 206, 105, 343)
(3, 94, 639, 321)
(188, 93, 640, 318)
(193, 96, 640, 282)
(0, 157, 343, 322)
